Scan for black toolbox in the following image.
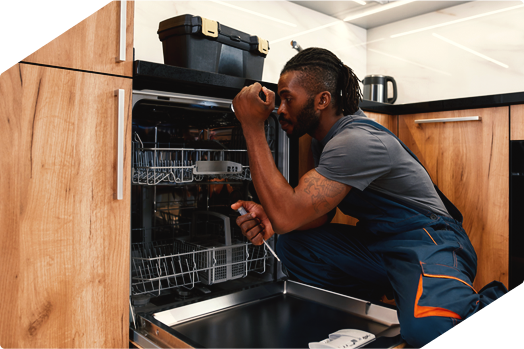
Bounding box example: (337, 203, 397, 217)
(158, 14, 269, 80)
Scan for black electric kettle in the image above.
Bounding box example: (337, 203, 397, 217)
(362, 75, 397, 104)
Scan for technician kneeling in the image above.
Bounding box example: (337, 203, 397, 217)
(231, 47, 507, 347)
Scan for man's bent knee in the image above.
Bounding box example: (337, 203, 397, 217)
(400, 315, 455, 347)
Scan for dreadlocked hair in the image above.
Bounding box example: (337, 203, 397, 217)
(281, 47, 363, 115)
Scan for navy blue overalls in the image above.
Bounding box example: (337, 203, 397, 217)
(276, 118, 507, 347)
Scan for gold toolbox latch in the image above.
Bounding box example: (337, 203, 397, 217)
(201, 17, 219, 38)
(258, 37, 269, 55)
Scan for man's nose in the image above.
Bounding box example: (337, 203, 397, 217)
(277, 103, 285, 116)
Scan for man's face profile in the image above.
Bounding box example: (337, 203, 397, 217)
(277, 71, 320, 139)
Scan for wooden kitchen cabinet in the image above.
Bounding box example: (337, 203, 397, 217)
(511, 104, 524, 140)
(399, 107, 509, 291)
(366, 111, 398, 135)
(0, 63, 132, 347)
(23, 1, 134, 77)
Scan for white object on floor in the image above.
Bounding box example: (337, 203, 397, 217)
(309, 329, 375, 349)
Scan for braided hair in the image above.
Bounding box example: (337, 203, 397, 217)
(281, 47, 362, 115)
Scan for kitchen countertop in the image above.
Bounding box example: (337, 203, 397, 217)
(134, 60, 279, 101)
(134, 60, 524, 114)
(360, 92, 524, 115)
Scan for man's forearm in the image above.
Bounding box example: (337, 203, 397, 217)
(242, 125, 301, 234)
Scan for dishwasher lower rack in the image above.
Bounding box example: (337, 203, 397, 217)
(130, 280, 403, 349)
(131, 237, 269, 296)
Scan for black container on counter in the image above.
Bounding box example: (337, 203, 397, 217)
(158, 14, 269, 80)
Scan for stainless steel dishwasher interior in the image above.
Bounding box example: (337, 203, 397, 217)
(131, 280, 402, 349)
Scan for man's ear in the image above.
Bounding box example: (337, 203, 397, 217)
(316, 91, 331, 110)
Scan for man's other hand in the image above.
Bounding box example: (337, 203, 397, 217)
(231, 200, 275, 245)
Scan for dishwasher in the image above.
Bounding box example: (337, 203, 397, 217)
(129, 62, 403, 349)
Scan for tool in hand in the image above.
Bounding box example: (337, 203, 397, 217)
(236, 206, 281, 262)
(230, 89, 266, 113)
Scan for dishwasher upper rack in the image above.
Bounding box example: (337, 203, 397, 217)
(132, 136, 251, 185)
(131, 239, 268, 296)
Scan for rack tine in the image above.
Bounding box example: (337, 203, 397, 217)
(156, 261, 162, 297)
(138, 266, 146, 294)
(186, 259, 195, 289)
(164, 260, 171, 287)
(178, 258, 186, 285)
(244, 244, 249, 277)
(171, 260, 179, 287)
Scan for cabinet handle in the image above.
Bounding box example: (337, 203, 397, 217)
(414, 116, 481, 124)
(116, 0, 127, 62)
(115, 89, 125, 200)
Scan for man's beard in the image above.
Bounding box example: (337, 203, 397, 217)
(285, 96, 320, 139)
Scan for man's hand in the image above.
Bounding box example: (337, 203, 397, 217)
(232, 83, 275, 129)
(231, 200, 275, 245)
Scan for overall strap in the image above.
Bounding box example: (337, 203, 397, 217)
(351, 118, 463, 222)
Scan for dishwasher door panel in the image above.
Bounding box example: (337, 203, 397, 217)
(132, 281, 402, 348)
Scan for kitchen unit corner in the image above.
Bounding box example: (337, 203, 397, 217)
(0, 1, 134, 347)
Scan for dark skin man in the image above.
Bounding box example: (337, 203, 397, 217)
(228, 48, 507, 348)
(231, 71, 351, 244)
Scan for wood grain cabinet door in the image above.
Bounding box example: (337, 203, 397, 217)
(0, 63, 132, 348)
(511, 104, 524, 140)
(399, 107, 509, 290)
(366, 111, 398, 136)
(23, 1, 134, 77)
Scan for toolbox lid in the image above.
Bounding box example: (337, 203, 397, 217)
(158, 14, 269, 56)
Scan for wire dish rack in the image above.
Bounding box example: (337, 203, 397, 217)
(132, 133, 251, 185)
(131, 212, 269, 296)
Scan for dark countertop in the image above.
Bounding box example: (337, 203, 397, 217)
(133, 60, 279, 102)
(134, 60, 524, 115)
(360, 92, 524, 115)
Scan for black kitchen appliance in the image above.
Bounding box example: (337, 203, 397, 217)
(129, 61, 403, 348)
(363, 75, 397, 104)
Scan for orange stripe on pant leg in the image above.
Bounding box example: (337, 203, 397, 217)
(423, 228, 437, 245)
(414, 275, 462, 319)
(423, 273, 477, 293)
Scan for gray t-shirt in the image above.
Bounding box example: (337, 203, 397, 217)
(312, 109, 450, 217)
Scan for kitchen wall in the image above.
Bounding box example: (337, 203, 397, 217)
(367, 1, 524, 104)
(134, 1, 367, 85)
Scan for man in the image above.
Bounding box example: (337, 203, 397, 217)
(231, 48, 506, 347)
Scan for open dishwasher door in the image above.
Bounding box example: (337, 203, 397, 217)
(130, 280, 402, 349)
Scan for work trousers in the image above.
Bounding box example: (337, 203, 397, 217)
(276, 216, 507, 348)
